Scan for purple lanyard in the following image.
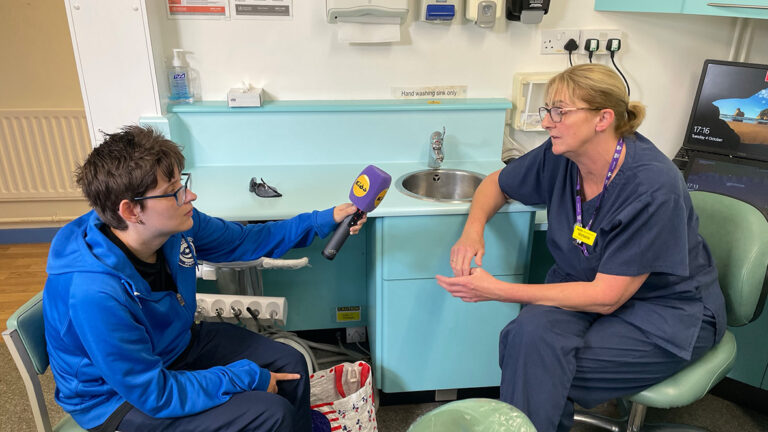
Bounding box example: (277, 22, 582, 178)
(574, 138, 624, 256)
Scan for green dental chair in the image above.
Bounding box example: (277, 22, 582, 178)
(408, 398, 537, 432)
(575, 191, 768, 432)
(3, 291, 87, 432)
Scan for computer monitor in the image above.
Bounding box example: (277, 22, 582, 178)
(685, 152, 768, 220)
(683, 59, 768, 162)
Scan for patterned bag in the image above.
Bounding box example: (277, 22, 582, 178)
(310, 361, 377, 432)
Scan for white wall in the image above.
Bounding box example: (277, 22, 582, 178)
(144, 0, 768, 157)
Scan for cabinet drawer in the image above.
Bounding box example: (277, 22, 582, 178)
(595, 0, 768, 18)
(382, 212, 533, 280)
(594, 0, 683, 13)
(378, 276, 522, 392)
(683, 1, 768, 19)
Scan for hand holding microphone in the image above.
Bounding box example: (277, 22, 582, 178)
(332, 203, 367, 235)
(322, 165, 391, 260)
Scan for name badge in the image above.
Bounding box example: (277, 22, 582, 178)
(572, 225, 597, 246)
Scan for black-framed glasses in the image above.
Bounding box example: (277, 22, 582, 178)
(134, 172, 191, 207)
(538, 106, 602, 123)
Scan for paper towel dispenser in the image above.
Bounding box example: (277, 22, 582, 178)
(326, 0, 409, 24)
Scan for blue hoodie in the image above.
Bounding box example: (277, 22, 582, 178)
(43, 207, 336, 429)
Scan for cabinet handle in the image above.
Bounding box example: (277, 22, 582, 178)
(707, 3, 768, 9)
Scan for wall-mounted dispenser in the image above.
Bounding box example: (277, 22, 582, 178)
(466, 0, 503, 28)
(326, 0, 408, 24)
(326, 0, 409, 43)
(420, 0, 462, 23)
(511, 72, 556, 131)
(506, 0, 550, 24)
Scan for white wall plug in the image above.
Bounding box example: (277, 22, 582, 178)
(211, 299, 227, 318)
(196, 293, 287, 325)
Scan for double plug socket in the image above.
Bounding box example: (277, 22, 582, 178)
(196, 293, 287, 326)
(540, 29, 581, 55)
(579, 29, 622, 55)
(541, 29, 622, 55)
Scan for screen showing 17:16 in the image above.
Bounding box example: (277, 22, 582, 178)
(686, 61, 768, 162)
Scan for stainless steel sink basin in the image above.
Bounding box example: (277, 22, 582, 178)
(396, 169, 485, 202)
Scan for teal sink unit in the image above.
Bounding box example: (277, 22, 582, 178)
(143, 97, 543, 394)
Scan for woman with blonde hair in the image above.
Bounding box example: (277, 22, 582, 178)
(437, 64, 725, 431)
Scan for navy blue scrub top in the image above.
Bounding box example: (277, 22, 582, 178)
(498, 133, 726, 360)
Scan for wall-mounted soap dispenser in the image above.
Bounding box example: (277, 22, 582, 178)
(466, 0, 502, 28)
(506, 0, 550, 24)
(420, 0, 462, 23)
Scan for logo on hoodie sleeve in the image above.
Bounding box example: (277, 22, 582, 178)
(179, 237, 196, 267)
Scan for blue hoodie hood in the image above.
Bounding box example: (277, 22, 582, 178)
(47, 211, 145, 299)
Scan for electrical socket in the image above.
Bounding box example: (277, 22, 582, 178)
(541, 29, 580, 55)
(579, 29, 622, 55)
(196, 297, 210, 314)
(196, 293, 287, 325)
(211, 299, 227, 318)
(346, 326, 367, 343)
(246, 300, 263, 319)
(229, 299, 245, 318)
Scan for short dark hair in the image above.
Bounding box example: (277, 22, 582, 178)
(75, 125, 185, 230)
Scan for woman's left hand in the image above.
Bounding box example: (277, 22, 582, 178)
(333, 203, 368, 235)
(435, 267, 500, 303)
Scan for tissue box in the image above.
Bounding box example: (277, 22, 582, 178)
(227, 87, 263, 107)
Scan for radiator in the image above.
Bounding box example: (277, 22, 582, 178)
(0, 109, 90, 201)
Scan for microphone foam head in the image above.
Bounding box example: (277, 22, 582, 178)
(349, 165, 392, 212)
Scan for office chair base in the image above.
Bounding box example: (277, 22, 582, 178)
(574, 411, 624, 431)
(574, 398, 634, 432)
(575, 405, 711, 432)
(636, 426, 708, 432)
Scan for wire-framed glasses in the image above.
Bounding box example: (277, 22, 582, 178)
(134, 172, 191, 207)
(538, 106, 602, 123)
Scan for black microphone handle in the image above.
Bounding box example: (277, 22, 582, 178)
(322, 214, 355, 260)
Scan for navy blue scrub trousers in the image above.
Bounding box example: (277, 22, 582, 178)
(499, 305, 717, 432)
(116, 321, 311, 432)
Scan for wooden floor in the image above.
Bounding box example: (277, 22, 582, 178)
(0, 243, 50, 331)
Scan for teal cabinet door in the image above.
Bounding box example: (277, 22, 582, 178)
(594, 0, 684, 13)
(381, 212, 534, 280)
(683, 1, 768, 19)
(369, 212, 535, 392)
(262, 231, 367, 331)
(595, 0, 768, 18)
(378, 276, 523, 393)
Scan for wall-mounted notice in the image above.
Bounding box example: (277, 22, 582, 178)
(391, 85, 468, 99)
(167, 0, 229, 18)
(231, 0, 293, 19)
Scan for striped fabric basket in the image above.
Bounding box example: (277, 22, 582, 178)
(310, 361, 377, 432)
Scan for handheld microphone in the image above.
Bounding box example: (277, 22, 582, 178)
(322, 165, 391, 260)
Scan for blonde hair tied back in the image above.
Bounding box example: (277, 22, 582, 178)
(547, 63, 646, 137)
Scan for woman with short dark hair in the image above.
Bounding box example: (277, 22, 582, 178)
(44, 125, 364, 432)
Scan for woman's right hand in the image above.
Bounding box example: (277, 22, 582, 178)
(450, 231, 484, 277)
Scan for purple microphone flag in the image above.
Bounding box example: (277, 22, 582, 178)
(348, 165, 392, 213)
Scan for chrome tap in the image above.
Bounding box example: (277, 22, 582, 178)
(428, 127, 445, 169)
